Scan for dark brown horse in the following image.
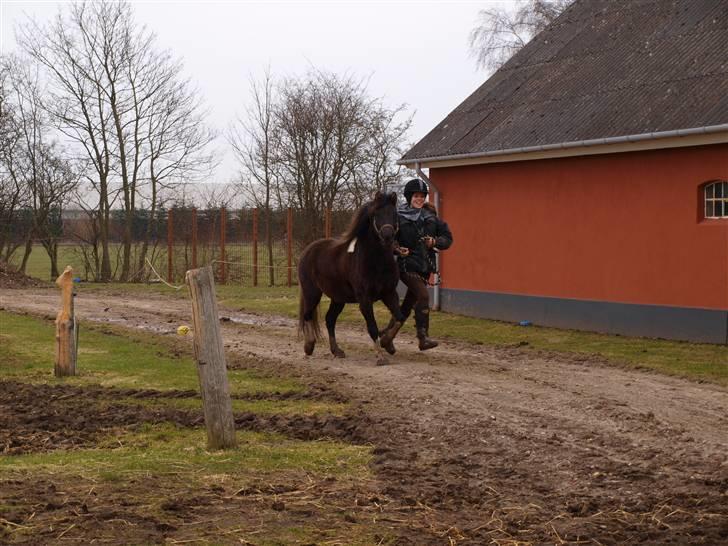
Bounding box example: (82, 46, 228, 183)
(297, 191, 404, 365)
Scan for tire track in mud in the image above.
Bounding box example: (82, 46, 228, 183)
(2, 287, 728, 544)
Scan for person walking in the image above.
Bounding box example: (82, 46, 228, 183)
(385, 177, 452, 351)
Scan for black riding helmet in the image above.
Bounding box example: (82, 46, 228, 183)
(403, 178, 429, 205)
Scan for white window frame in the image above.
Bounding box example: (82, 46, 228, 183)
(704, 180, 728, 219)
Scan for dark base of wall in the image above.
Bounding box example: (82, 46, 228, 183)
(439, 288, 728, 344)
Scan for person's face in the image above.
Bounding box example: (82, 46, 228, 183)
(410, 192, 426, 209)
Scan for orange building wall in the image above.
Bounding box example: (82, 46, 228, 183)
(432, 143, 728, 310)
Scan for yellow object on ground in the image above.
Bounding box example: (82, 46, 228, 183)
(177, 325, 190, 336)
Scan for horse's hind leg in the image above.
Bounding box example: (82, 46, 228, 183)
(326, 300, 346, 358)
(301, 286, 322, 355)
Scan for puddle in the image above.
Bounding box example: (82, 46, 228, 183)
(85, 315, 175, 334)
(224, 314, 295, 328)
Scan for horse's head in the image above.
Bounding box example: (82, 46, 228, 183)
(369, 191, 398, 246)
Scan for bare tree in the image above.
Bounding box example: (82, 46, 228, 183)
(133, 54, 217, 279)
(1, 55, 78, 278)
(229, 68, 281, 285)
(469, 0, 573, 71)
(18, 1, 216, 282)
(345, 103, 412, 209)
(273, 69, 412, 244)
(33, 149, 79, 277)
(19, 3, 117, 280)
(0, 58, 29, 261)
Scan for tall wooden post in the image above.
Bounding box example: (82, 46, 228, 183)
(55, 265, 76, 377)
(167, 209, 174, 282)
(219, 207, 227, 284)
(325, 208, 331, 239)
(191, 208, 198, 269)
(185, 266, 237, 450)
(287, 207, 293, 287)
(252, 208, 258, 287)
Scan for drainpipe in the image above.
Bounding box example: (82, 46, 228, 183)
(414, 162, 440, 311)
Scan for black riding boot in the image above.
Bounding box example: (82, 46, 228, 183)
(414, 307, 438, 351)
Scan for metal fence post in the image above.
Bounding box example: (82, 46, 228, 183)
(219, 207, 226, 284)
(253, 208, 258, 287)
(287, 207, 293, 287)
(167, 209, 174, 282)
(191, 208, 198, 269)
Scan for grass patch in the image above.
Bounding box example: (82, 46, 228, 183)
(13, 243, 296, 286)
(434, 313, 728, 385)
(0, 423, 369, 479)
(0, 311, 303, 396)
(0, 310, 390, 544)
(9, 244, 81, 282)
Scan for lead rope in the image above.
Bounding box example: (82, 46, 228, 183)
(417, 221, 442, 286)
(426, 249, 441, 286)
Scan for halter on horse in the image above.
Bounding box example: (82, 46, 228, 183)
(297, 191, 404, 365)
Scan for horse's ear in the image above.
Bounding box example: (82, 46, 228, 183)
(373, 190, 384, 201)
(388, 192, 397, 205)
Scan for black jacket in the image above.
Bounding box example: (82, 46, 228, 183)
(396, 205, 453, 275)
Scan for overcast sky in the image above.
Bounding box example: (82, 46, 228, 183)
(1, 0, 500, 184)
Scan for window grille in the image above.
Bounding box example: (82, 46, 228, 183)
(704, 181, 728, 219)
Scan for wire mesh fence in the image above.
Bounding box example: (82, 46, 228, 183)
(6, 206, 356, 285)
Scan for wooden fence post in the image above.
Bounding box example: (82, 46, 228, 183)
(185, 265, 237, 450)
(287, 207, 293, 287)
(55, 265, 76, 377)
(219, 207, 227, 284)
(252, 208, 258, 287)
(191, 208, 198, 269)
(167, 209, 174, 282)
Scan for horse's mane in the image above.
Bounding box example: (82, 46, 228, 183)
(336, 201, 371, 246)
(332, 192, 396, 250)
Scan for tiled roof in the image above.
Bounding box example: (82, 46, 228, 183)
(402, 0, 728, 163)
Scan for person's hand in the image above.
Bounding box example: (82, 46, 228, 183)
(422, 236, 436, 249)
(397, 246, 410, 256)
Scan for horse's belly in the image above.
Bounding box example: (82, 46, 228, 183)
(320, 281, 357, 303)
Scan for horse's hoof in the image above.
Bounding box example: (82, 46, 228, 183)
(304, 342, 315, 356)
(376, 356, 389, 366)
(332, 349, 346, 358)
(380, 338, 396, 355)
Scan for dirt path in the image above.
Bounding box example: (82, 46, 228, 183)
(2, 287, 727, 544)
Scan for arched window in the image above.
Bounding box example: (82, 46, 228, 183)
(704, 180, 728, 219)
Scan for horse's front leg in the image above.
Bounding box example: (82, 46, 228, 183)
(358, 299, 389, 366)
(379, 290, 404, 355)
(326, 300, 346, 358)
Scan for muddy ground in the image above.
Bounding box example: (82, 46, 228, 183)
(1, 286, 727, 545)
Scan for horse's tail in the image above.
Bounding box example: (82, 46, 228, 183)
(297, 250, 322, 342)
(298, 289, 322, 341)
